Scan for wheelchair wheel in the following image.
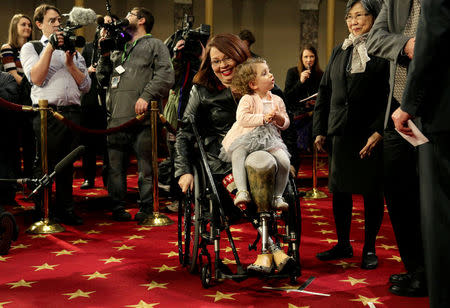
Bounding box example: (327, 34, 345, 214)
(284, 177, 302, 264)
(0, 211, 18, 256)
(177, 164, 204, 273)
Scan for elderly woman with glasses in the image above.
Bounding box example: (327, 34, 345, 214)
(313, 0, 389, 269)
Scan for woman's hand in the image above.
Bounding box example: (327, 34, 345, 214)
(314, 135, 327, 153)
(359, 132, 382, 159)
(300, 69, 311, 83)
(178, 173, 194, 193)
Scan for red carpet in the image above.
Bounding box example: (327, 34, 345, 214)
(0, 160, 429, 307)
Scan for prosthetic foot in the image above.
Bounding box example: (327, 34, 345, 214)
(247, 253, 274, 274)
(272, 245, 295, 273)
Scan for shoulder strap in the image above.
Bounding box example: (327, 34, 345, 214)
(29, 40, 44, 55)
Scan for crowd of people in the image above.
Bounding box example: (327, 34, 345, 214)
(0, 0, 448, 307)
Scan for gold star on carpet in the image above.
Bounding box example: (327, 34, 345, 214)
(6, 279, 37, 289)
(376, 235, 386, 239)
(335, 261, 358, 269)
(32, 263, 59, 271)
(125, 300, 159, 308)
(82, 271, 110, 280)
(30, 234, 47, 239)
(230, 227, 242, 232)
(313, 221, 329, 226)
(140, 280, 168, 290)
(354, 218, 365, 223)
(303, 202, 317, 206)
(11, 244, 30, 250)
(350, 295, 382, 306)
(52, 249, 75, 256)
(161, 251, 178, 257)
(321, 238, 338, 244)
(99, 257, 124, 264)
(114, 245, 135, 251)
(221, 247, 240, 253)
(136, 227, 152, 231)
(377, 244, 397, 250)
(222, 258, 236, 265)
(86, 230, 101, 235)
(351, 212, 361, 216)
(288, 304, 310, 308)
(227, 236, 241, 241)
(62, 289, 95, 300)
(0, 301, 12, 308)
(0, 256, 11, 262)
(97, 222, 113, 226)
(70, 239, 89, 245)
(125, 235, 144, 240)
(340, 276, 368, 286)
(315, 230, 334, 235)
(308, 215, 325, 219)
(168, 241, 178, 246)
(359, 226, 366, 230)
(387, 255, 402, 262)
(85, 192, 98, 196)
(205, 291, 238, 302)
(152, 264, 177, 272)
(305, 208, 321, 212)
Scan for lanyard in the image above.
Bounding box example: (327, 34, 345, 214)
(121, 33, 152, 64)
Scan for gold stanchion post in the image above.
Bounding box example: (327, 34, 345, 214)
(304, 146, 328, 199)
(141, 101, 173, 226)
(27, 100, 65, 234)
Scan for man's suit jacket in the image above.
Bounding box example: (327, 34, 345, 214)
(402, 0, 450, 133)
(366, 0, 414, 126)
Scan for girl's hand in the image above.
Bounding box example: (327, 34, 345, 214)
(264, 112, 274, 124)
(271, 110, 285, 126)
(359, 132, 382, 159)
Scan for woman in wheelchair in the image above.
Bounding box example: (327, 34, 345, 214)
(174, 34, 299, 282)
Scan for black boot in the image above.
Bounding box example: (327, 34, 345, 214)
(134, 201, 153, 223)
(316, 244, 353, 261)
(111, 202, 131, 221)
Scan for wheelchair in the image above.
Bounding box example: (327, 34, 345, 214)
(177, 117, 302, 288)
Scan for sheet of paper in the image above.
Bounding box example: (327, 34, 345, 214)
(395, 119, 429, 147)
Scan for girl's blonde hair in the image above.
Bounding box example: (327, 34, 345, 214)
(231, 57, 266, 95)
(7, 14, 33, 49)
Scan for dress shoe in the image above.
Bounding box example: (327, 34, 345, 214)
(112, 209, 132, 221)
(316, 244, 353, 261)
(361, 252, 378, 269)
(80, 180, 94, 190)
(389, 273, 411, 287)
(56, 211, 84, 225)
(389, 278, 428, 297)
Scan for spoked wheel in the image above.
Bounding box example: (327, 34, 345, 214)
(285, 177, 302, 270)
(177, 165, 203, 273)
(0, 212, 18, 255)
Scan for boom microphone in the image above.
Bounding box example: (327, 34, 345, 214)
(54, 145, 86, 175)
(64, 7, 97, 26)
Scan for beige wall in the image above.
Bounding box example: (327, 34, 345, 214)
(1, 0, 350, 90)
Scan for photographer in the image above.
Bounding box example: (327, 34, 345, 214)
(96, 7, 174, 222)
(21, 4, 91, 225)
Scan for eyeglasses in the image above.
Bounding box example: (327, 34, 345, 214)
(126, 11, 138, 18)
(211, 57, 233, 67)
(345, 13, 370, 22)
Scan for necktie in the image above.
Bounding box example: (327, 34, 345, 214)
(393, 0, 421, 104)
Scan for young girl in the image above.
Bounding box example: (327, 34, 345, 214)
(221, 58, 291, 210)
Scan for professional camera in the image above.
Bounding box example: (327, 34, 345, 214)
(97, 18, 131, 53)
(51, 22, 86, 53)
(167, 15, 210, 59)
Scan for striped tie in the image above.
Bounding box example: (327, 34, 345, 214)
(392, 0, 421, 104)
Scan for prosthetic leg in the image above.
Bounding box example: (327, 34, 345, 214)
(245, 151, 294, 274)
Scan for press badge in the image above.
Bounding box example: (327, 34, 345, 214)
(111, 76, 120, 88)
(115, 65, 125, 74)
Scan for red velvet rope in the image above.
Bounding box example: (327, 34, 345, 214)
(0, 97, 28, 112)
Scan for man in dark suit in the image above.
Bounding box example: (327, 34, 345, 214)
(366, 0, 427, 297)
(393, 0, 450, 306)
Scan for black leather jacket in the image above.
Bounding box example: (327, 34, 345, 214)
(174, 85, 237, 178)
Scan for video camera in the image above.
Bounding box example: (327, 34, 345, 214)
(53, 22, 86, 53)
(168, 15, 210, 59)
(97, 17, 131, 53)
